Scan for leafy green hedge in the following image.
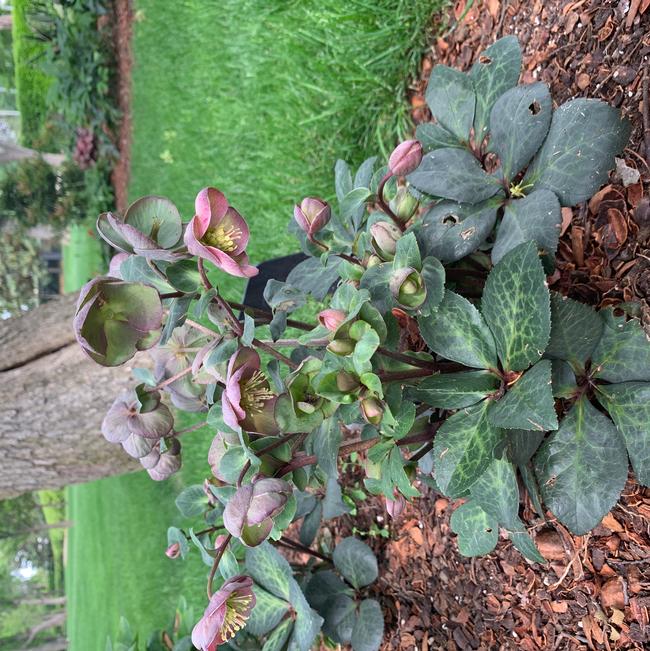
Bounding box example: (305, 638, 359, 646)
(12, 0, 52, 146)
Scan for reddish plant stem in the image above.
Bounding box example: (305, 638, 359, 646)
(228, 302, 314, 332)
(376, 347, 435, 370)
(252, 337, 298, 370)
(207, 533, 233, 599)
(237, 432, 301, 487)
(278, 535, 332, 563)
(377, 367, 433, 382)
(174, 420, 208, 437)
(276, 425, 440, 476)
(149, 365, 193, 392)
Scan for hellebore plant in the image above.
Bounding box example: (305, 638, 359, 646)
(76, 37, 643, 651)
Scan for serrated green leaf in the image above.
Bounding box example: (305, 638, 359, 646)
(262, 618, 293, 651)
(415, 122, 463, 152)
(533, 397, 627, 535)
(470, 457, 520, 528)
(433, 401, 504, 498)
(413, 198, 499, 263)
(489, 83, 552, 180)
(393, 232, 421, 270)
(420, 256, 446, 316)
(482, 241, 550, 371)
(332, 537, 378, 589)
(286, 256, 341, 302)
(408, 148, 502, 203)
(247, 586, 290, 636)
(596, 382, 650, 486)
(313, 418, 342, 478)
(425, 65, 475, 142)
(524, 98, 631, 206)
(492, 190, 561, 264)
(506, 429, 545, 466)
(449, 500, 498, 556)
(546, 292, 603, 370)
(591, 316, 650, 383)
(407, 370, 499, 409)
(351, 599, 384, 651)
(489, 360, 558, 431)
(551, 359, 578, 398)
(245, 542, 292, 600)
(419, 289, 498, 369)
(470, 36, 522, 143)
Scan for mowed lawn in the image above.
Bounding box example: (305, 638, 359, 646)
(66, 1, 445, 649)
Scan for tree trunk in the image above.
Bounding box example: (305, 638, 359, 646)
(13, 639, 67, 651)
(0, 293, 140, 500)
(0, 140, 66, 168)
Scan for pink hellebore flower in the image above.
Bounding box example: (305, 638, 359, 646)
(294, 197, 331, 241)
(191, 575, 256, 651)
(222, 348, 278, 435)
(184, 187, 258, 278)
(388, 140, 423, 176)
(385, 490, 406, 519)
(318, 308, 346, 332)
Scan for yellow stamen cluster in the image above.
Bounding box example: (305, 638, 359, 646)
(240, 370, 274, 413)
(202, 224, 242, 253)
(220, 593, 253, 641)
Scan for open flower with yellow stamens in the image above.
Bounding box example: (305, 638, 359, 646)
(222, 348, 279, 435)
(191, 575, 256, 651)
(184, 187, 258, 278)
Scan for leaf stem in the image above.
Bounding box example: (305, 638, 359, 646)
(277, 535, 332, 563)
(207, 533, 232, 599)
(377, 173, 404, 229)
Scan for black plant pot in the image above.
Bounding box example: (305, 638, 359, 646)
(242, 252, 307, 309)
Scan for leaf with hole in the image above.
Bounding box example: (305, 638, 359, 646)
(449, 500, 498, 557)
(413, 198, 499, 263)
(470, 35, 522, 143)
(489, 83, 552, 181)
(524, 99, 631, 206)
(533, 397, 627, 535)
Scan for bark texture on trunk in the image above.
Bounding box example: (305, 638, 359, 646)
(0, 293, 139, 499)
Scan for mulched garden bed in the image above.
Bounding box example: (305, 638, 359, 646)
(339, 2, 650, 649)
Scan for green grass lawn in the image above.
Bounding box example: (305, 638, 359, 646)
(66, 1, 446, 648)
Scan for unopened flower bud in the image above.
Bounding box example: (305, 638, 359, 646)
(327, 338, 355, 356)
(336, 371, 360, 393)
(389, 187, 419, 222)
(370, 221, 401, 260)
(385, 491, 406, 519)
(366, 254, 382, 268)
(165, 542, 181, 559)
(360, 397, 384, 425)
(388, 139, 422, 176)
(318, 309, 346, 332)
(294, 197, 331, 240)
(390, 267, 427, 309)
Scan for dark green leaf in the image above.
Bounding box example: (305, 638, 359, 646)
(545, 292, 603, 370)
(506, 429, 545, 466)
(354, 156, 377, 189)
(489, 83, 552, 180)
(288, 577, 324, 651)
(413, 198, 499, 263)
(323, 595, 356, 644)
(262, 619, 293, 651)
(551, 360, 578, 398)
(286, 256, 341, 302)
(591, 316, 650, 383)
(433, 401, 504, 498)
(246, 542, 292, 600)
(489, 360, 558, 431)
(322, 476, 352, 519)
(247, 586, 290, 636)
(596, 382, 650, 486)
(492, 190, 561, 264)
(313, 418, 342, 478)
(524, 99, 631, 206)
(359, 262, 394, 315)
(508, 526, 545, 563)
(334, 159, 353, 204)
(425, 65, 475, 142)
(305, 570, 350, 612)
(481, 241, 550, 371)
(470, 457, 520, 528)
(533, 397, 627, 535)
(420, 256, 446, 316)
(408, 148, 502, 203)
(449, 500, 498, 556)
(470, 36, 522, 143)
(415, 122, 463, 152)
(299, 500, 322, 547)
(332, 537, 378, 589)
(407, 370, 499, 409)
(351, 599, 384, 651)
